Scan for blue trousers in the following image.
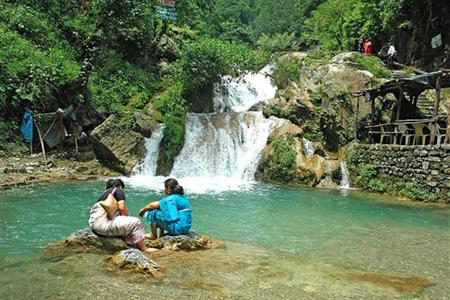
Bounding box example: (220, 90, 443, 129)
(146, 210, 191, 236)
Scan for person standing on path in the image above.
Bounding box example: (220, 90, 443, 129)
(364, 39, 372, 55)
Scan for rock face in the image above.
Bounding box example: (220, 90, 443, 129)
(256, 52, 386, 187)
(261, 82, 315, 125)
(90, 115, 146, 174)
(256, 123, 341, 187)
(110, 249, 160, 275)
(146, 232, 212, 251)
(64, 228, 129, 252)
(133, 112, 160, 138)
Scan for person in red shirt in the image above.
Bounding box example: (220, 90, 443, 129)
(364, 39, 372, 55)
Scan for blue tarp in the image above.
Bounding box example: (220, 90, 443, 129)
(20, 110, 33, 142)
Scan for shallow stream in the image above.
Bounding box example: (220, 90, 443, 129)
(0, 181, 449, 299)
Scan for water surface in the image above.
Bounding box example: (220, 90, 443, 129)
(0, 181, 449, 299)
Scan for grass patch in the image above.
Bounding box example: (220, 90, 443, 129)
(354, 54, 390, 79)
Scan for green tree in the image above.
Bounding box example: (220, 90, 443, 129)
(303, 0, 358, 50)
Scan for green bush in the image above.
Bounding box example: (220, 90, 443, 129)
(0, 1, 66, 50)
(0, 25, 80, 114)
(0, 119, 21, 152)
(178, 37, 257, 95)
(262, 137, 297, 182)
(395, 182, 438, 202)
(354, 54, 390, 79)
(273, 55, 302, 88)
(354, 164, 389, 192)
(351, 162, 441, 202)
(88, 50, 157, 116)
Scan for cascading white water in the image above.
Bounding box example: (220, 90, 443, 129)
(340, 161, 351, 189)
(128, 65, 280, 193)
(213, 65, 276, 113)
(171, 112, 286, 180)
(302, 138, 315, 157)
(131, 126, 165, 176)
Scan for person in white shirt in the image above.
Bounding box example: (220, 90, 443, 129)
(387, 44, 397, 68)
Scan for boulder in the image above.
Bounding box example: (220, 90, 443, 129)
(261, 83, 315, 125)
(133, 112, 160, 138)
(90, 115, 145, 174)
(329, 52, 359, 64)
(257, 123, 343, 187)
(110, 248, 160, 275)
(62, 229, 216, 253)
(145, 232, 213, 251)
(64, 228, 129, 252)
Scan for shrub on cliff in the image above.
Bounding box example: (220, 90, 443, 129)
(258, 137, 298, 182)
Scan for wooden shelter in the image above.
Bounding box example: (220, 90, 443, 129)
(361, 69, 450, 144)
(33, 106, 79, 163)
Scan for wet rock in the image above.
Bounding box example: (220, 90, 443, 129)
(133, 112, 160, 138)
(256, 123, 339, 187)
(145, 232, 213, 251)
(110, 248, 160, 275)
(64, 228, 129, 252)
(261, 83, 315, 125)
(90, 115, 145, 175)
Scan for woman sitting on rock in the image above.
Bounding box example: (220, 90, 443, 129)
(139, 178, 192, 239)
(89, 178, 149, 253)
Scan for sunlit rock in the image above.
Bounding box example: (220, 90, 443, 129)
(64, 228, 129, 252)
(91, 115, 146, 174)
(133, 112, 160, 138)
(109, 248, 160, 276)
(145, 232, 218, 251)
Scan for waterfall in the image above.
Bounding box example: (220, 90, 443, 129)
(132, 126, 165, 176)
(128, 65, 281, 193)
(302, 138, 315, 157)
(171, 112, 286, 179)
(340, 161, 351, 189)
(213, 65, 276, 113)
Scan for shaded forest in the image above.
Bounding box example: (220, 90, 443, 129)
(1, 0, 449, 151)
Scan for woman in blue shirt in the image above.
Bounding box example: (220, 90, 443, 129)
(139, 178, 192, 239)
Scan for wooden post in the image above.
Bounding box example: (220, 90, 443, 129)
(431, 74, 442, 144)
(74, 123, 79, 154)
(433, 75, 442, 119)
(396, 88, 403, 121)
(59, 111, 64, 151)
(34, 120, 47, 164)
(355, 96, 360, 140)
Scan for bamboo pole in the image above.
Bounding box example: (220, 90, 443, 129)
(59, 111, 64, 152)
(74, 123, 79, 154)
(34, 120, 47, 164)
(355, 96, 360, 140)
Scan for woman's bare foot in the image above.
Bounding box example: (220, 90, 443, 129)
(145, 247, 159, 253)
(145, 233, 157, 240)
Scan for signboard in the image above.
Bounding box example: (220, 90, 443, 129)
(155, 5, 177, 21)
(161, 0, 175, 7)
(431, 34, 442, 49)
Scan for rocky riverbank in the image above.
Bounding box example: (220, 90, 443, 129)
(0, 150, 119, 190)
